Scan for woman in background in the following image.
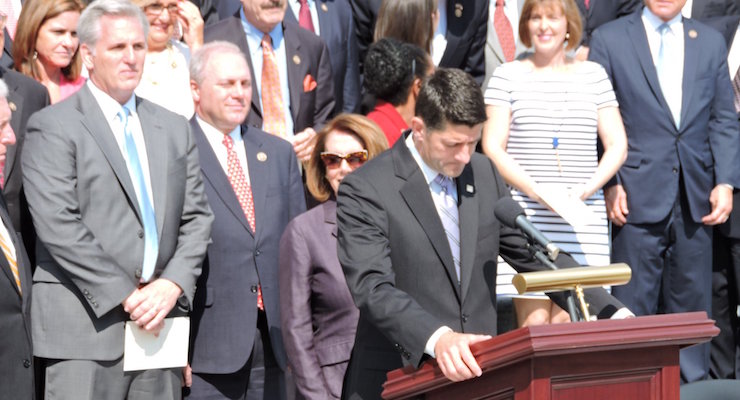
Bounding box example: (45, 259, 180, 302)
(132, 0, 203, 118)
(364, 38, 432, 146)
(482, 0, 627, 327)
(373, 0, 437, 56)
(279, 114, 387, 400)
(13, 0, 84, 103)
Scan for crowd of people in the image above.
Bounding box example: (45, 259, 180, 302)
(0, 0, 739, 399)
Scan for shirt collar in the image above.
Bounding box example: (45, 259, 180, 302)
(642, 6, 682, 33)
(405, 131, 442, 186)
(86, 80, 136, 122)
(240, 8, 284, 49)
(196, 116, 242, 144)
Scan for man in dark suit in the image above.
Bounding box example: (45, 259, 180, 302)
(337, 68, 628, 399)
(589, 0, 740, 382)
(203, 0, 335, 163)
(0, 22, 50, 265)
(22, 1, 214, 397)
(350, 0, 488, 84)
(186, 41, 306, 399)
(0, 77, 34, 400)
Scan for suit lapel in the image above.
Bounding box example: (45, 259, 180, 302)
(4, 73, 22, 183)
(394, 143, 461, 301)
(439, 0, 463, 68)
(316, 0, 333, 42)
(0, 196, 23, 298)
(680, 19, 699, 129)
(626, 13, 674, 125)
(456, 165, 478, 302)
(191, 120, 253, 233)
(138, 98, 168, 238)
(283, 22, 305, 124)
(244, 126, 268, 239)
(77, 86, 141, 220)
(324, 199, 337, 238)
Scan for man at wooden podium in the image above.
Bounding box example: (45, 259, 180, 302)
(336, 68, 630, 399)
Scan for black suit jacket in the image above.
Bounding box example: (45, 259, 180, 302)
(204, 17, 335, 134)
(189, 121, 306, 374)
(285, 0, 361, 113)
(0, 192, 33, 399)
(336, 138, 625, 399)
(692, 0, 740, 19)
(0, 67, 49, 264)
(577, 0, 641, 47)
(350, 0, 488, 83)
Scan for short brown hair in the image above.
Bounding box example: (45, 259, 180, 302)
(13, 0, 85, 82)
(306, 114, 389, 202)
(519, 0, 582, 52)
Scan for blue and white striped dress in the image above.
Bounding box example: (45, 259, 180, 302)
(484, 60, 617, 296)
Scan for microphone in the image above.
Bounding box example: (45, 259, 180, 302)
(494, 197, 560, 261)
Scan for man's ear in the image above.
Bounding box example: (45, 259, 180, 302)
(411, 116, 425, 141)
(80, 44, 94, 70)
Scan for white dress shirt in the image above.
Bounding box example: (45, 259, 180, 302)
(197, 117, 251, 183)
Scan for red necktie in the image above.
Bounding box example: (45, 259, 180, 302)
(494, 0, 516, 62)
(261, 34, 287, 138)
(222, 135, 262, 310)
(584, 0, 590, 9)
(298, 0, 315, 33)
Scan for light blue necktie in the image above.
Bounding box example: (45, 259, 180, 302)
(657, 23, 681, 129)
(119, 106, 158, 282)
(433, 174, 460, 282)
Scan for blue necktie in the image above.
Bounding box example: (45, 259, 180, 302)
(434, 174, 460, 282)
(657, 23, 681, 129)
(119, 106, 158, 282)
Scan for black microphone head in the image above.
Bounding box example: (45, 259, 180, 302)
(494, 197, 525, 228)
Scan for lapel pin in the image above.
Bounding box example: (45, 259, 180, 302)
(292, 54, 301, 65)
(257, 152, 267, 162)
(466, 184, 474, 194)
(454, 3, 463, 18)
(688, 29, 698, 39)
(8, 101, 15, 112)
(321, 2, 328, 12)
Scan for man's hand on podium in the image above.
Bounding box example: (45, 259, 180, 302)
(434, 331, 492, 382)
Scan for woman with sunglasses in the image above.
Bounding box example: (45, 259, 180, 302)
(13, 0, 85, 103)
(278, 114, 387, 400)
(132, 0, 203, 118)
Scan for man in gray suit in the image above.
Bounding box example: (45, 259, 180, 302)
(21, 1, 213, 398)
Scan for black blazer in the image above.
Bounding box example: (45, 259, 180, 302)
(204, 17, 336, 134)
(336, 139, 625, 399)
(576, 0, 641, 47)
(0, 192, 33, 399)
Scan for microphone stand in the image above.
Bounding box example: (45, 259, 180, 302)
(525, 242, 582, 322)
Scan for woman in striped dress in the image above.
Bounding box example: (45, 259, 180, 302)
(482, 0, 627, 327)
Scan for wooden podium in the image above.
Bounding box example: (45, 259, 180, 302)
(382, 312, 718, 400)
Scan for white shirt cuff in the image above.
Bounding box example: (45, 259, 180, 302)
(610, 307, 635, 319)
(425, 326, 453, 358)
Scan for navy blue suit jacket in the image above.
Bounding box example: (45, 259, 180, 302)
(189, 121, 306, 374)
(589, 11, 740, 224)
(284, 0, 361, 113)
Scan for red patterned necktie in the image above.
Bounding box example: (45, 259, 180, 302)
(298, 0, 315, 33)
(222, 135, 263, 310)
(584, 0, 590, 9)
(494, 0, 516, 62)
(261, 34, 287, 138)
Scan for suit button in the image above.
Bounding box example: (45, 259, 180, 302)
(83, 289, 89, 295)
(135, 269, 142, 279)
(23, 359, 31, 368)
(250, 285, 258, 293)
(462, 314, 469, 323)
(137, 230, 144, 238)
(255, 250, 261, 256)
(672, 167, 678, 174)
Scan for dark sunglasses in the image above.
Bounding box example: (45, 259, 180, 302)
(320, 150, 368, 169)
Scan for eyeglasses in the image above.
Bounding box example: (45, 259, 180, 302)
(320, 150, 368, 169)
(144, 2, 179, 16)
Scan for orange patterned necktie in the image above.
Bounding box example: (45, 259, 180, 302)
(222, 135, 262, 310)
(0, 223, 19, 295)
(261, 34, 287, 138)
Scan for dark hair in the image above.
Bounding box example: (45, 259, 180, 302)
(306, 114, 389, 201)
(519, 0, 582, 52)
(363, 38, 430, 106)
(415, 68, 487, 132)
(374, 0, 436, 54)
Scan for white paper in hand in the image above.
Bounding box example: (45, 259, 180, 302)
(534, 184, 602, 227)
(123, 316, 190, 371)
